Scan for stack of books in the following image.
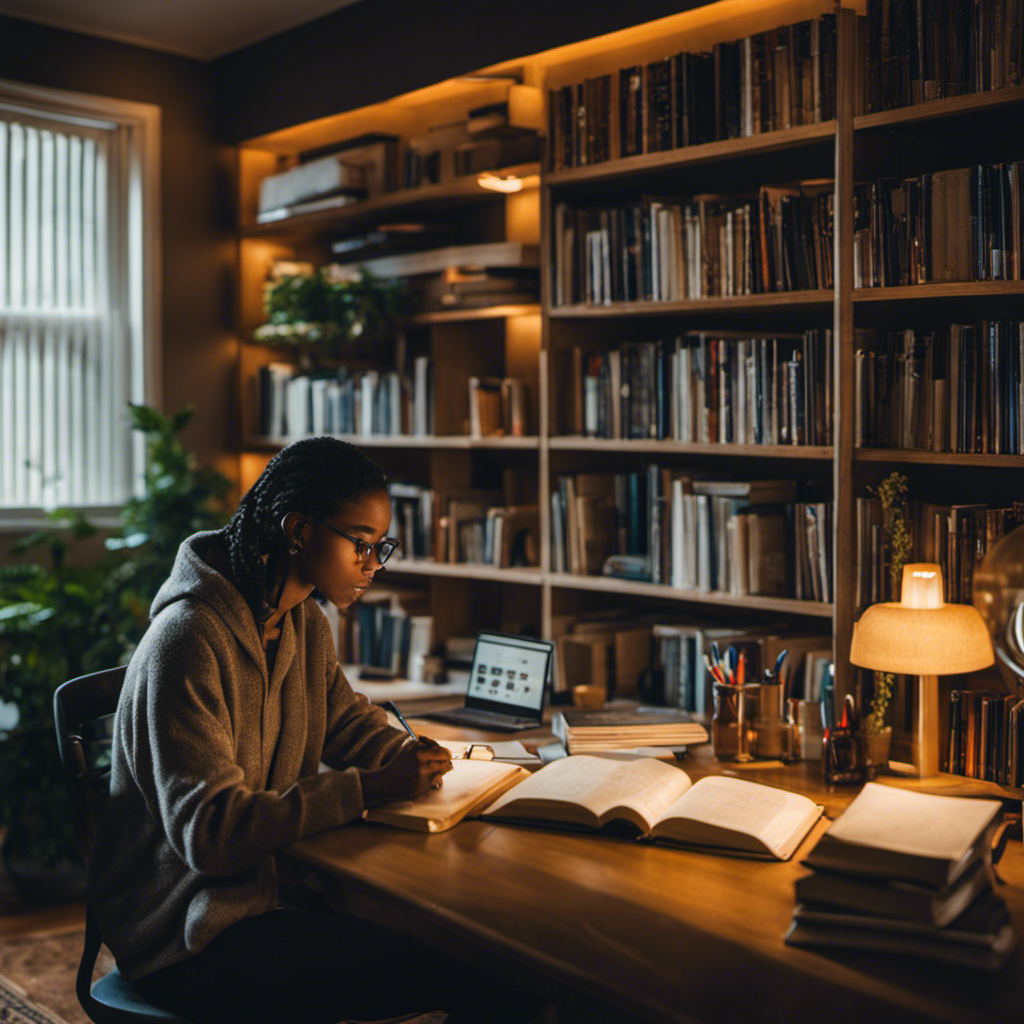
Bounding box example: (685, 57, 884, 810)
(786, 783, 1017, 970)
(551, 706, 708, 755)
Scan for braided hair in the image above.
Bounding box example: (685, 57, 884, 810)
(221, 437, 387, 624)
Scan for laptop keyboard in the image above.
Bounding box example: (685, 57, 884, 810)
(426, 708, 538, 729)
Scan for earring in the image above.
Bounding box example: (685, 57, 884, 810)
(289, 544, 299, 555)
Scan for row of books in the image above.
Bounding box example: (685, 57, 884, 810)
(854, 163, 1024, 287)
(546, 14, 838, 170)
(651, 624, 832, 717)
(554, 330, 833, 446)
(551, 183, 833, 306)
(855, 322, 1024, 453)
(348, 588, 433, 681)
(856, 497, 1023, 608)
(257, 360, 433, 439)
(948, 688, 1024, 787)
(551, 471, 833, 601)
(388, 483, 540, 568)
(788, 784, 1015, 971)
(468, 376, 530, 438)
(865, 0, 1024, 112)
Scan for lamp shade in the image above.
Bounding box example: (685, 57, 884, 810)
(849, 603, 994, 675)
(850, 563, 994, 676)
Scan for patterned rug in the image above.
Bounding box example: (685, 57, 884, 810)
(0, 971, 71, 1024)
(0, 928, 112, 1024)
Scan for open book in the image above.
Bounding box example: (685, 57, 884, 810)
(480, 755, 823, 860)
(364, 759, 529, 833)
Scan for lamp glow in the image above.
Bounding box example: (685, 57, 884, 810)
(477, 173, 524, 193)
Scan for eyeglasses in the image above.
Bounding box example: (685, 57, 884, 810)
(310, 516, 399, 567)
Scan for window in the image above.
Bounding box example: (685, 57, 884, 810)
(0, 80, 159, 524)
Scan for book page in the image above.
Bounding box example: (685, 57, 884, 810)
(365, 759, 527, 833)
(482, 754, 692, 831)
(823, 783, 1002, 861)
(653, 776, 820, 857)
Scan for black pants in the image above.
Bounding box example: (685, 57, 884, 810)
(132, 906, 545, 1024)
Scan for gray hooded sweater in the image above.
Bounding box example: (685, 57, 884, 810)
(88, 531, 407, 982)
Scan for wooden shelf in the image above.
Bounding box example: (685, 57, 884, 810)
(407, 305, 540, 324)
(857, 449, 1024, 467)
(384, 560, 543, 585)
(543, 122, 836, 187)
(549, 438, 833, 459)
(854, 281, 1024, 301)
(854, 85, 1024, 131)
(548, 573, 834, 618)
(548, 290, 834, 318)
(241, 163, 541, 239)
(245, 434, 540, 451)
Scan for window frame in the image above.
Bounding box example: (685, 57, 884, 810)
(0, 78, 161, 530)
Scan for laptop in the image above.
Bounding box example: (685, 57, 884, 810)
(419, 632, 553, 732)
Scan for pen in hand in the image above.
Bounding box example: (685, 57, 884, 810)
(383, 700, 417, 741)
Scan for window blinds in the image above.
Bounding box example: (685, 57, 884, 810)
(0, 112, 132, 509)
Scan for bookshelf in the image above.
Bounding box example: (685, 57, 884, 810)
(232, 0, 1024, 784)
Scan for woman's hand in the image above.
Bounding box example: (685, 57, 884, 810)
(359, 737, 453, 807)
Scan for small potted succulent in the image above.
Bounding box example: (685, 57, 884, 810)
(862, 470, 912, 769)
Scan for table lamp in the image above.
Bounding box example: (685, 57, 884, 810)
(849, 563, 994, 777)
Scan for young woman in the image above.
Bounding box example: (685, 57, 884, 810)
(88, 437, 544, 1024)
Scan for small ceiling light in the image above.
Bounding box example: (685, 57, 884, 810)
(477, 173, 524, 193)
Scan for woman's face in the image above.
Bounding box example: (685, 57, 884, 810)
(295, 489, 393, 609)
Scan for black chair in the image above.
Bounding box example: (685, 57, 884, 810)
(54, 667, 439, 1024)
(55, 666, 193, 1024)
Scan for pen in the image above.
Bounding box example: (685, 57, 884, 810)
(383, 700, 417, 741)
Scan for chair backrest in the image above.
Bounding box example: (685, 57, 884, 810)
(54, 666, 128, 864)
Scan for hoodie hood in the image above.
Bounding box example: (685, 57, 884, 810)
(150, 530, 266, 675)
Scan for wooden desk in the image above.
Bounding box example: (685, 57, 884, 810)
(291, 731, 1024, 1024)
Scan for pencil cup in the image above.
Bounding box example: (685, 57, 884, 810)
(712, 683, 758, 762)
(753, 682, 788, 759)
(787, 698, 825, 762)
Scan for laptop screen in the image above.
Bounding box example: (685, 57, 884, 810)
(465, 632, 552, 719)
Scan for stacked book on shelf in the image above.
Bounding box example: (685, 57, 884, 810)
(863, 0, 1024, 113)
(853, 162, 1024, 287)
(553, 330, 832, 445)
(547, 13, 839, 170)
(339, 240, 539, 313)
(948, 688, 1024, 786)
(855, 322, 1024, 453)
(552, 470, 833, 602)
(551, 705, 708, 755)
(551, 180, 833, 306)
(387, 484, 540, 568)
(257, 359, 433, 439)
(786, 783, 1016, 971)
(856, 496, 1023, 607)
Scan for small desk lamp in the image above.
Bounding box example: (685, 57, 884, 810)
(849, 563, 993, 777)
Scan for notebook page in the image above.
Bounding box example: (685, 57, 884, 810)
(661, 776, 818, 853)
(484, 754, 692, 828)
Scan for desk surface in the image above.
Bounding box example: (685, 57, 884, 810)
(291, 717, 1024, 1024)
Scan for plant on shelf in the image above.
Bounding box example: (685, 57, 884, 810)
(863, 470, 911, 740)
(253, 265, 411, 361)
(0, 404, 229, 901)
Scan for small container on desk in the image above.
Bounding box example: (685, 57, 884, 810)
(712, 682, 758, 762)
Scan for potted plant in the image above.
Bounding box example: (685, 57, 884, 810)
(0, 405, 229, 901)
(862, 470, 912, 768)
(253, 265, 410, 363)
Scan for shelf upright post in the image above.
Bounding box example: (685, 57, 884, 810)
(832, 5, 858, 703)
(539, 173, 553, 642)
